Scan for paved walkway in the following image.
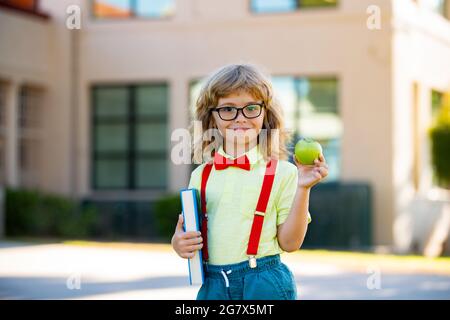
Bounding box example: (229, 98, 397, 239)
(0, 241, 449, 300)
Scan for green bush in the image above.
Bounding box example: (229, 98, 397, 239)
(153, 193, 182, 242)
(429, 94, 450, 189)
(5, 188, 98, 238)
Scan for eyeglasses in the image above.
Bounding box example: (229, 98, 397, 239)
(212, 102, 264, 121)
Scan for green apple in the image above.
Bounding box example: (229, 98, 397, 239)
(294, 138, 322, 165)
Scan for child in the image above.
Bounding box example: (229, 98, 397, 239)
(171, 63, 328, 300)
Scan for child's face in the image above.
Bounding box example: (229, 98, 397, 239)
(212, 91, 265, 150)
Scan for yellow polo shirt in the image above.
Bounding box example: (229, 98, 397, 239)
(188, 144, 312, 265)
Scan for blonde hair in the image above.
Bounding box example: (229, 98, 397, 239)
(191, 63, 292, 163)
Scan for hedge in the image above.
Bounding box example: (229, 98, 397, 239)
(429, 93, 450, 189)
(5, 188, 98, 239)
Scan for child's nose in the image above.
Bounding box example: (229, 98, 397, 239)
(235, 110, 247, 122)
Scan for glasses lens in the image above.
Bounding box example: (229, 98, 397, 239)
(243, 104, 261, 118)
(218, 107, 237, 120)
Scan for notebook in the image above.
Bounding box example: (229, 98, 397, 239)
(180, 188, 205, 285)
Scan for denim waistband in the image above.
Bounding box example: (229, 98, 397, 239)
(203, 254, 281, 279)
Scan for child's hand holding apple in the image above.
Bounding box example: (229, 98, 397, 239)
(293, 138, 329, 189)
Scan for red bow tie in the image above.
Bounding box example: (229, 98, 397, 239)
(214, 152, 251, 171)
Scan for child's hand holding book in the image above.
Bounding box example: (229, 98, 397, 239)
(171, 214, 203, 259)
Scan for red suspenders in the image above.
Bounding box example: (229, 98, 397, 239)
(200, 158, 278, 268)
(200, 163, 213, 262)
(246, 159, 277, 267)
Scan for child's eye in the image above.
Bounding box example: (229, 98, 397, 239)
(246, 105, 257, 111)
(222, 106, 235, 112)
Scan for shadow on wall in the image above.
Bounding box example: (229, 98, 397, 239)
(394, 191, 450, 257)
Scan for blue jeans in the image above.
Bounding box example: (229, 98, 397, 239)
(196, 254, 297, 300)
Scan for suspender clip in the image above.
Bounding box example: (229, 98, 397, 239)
(248, 255, 257, 268)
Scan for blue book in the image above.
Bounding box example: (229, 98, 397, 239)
(180, 188, 205, 285)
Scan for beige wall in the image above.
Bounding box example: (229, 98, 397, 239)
(0, 11, 51, 82)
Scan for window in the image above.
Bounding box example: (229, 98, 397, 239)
(93, 0, 175, 19)
(429, 89, 446, 188)
(272, 76, 341, 181)
(189, 76, 341, 181)
(251, 0, 338, 13)
(189, 80, 203, 121)
(92, 84, 169, 190)
(423, 0, 447, 18)
(19, 86, 42, 129)
(432, 89, 444, 118)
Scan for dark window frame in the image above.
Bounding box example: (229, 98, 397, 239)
(91, 83, 169, 190)
(431, 89, 444, 118)
(284, 75, 340, 135)
(91, 0, 175, 20)
(269, 75, 340, 182)
(249, 0, 339, 15)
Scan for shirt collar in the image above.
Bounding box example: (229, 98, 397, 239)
(217, 144, 263, 165)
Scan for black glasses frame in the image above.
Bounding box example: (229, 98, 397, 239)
(212, 102, 265, 121)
